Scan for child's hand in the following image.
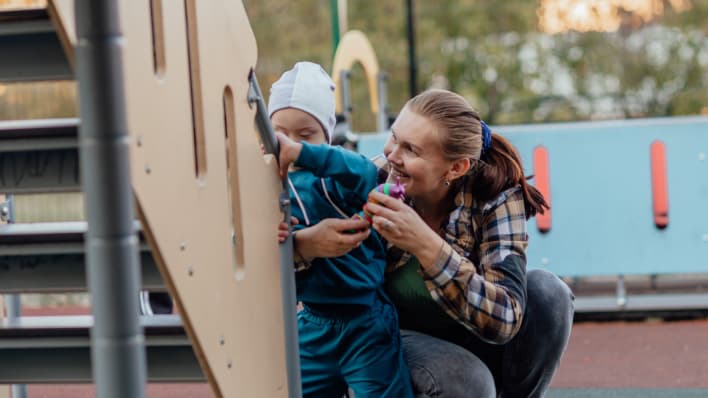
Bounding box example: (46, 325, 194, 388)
(278, 216, 299, 243)
(275, 132, 302, 179)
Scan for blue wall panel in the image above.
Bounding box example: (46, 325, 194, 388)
(358, 116, 708, 277)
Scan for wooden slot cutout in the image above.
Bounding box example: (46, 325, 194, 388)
(223, 86, 245, 278)
(650, 140, 669, 229)
(185, 0, 206, 179)
(533, 146, 552, 233)
(149, 0, 165, 77)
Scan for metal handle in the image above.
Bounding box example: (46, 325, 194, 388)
(247, 69, 280, 158)
(247, 69, 302, 398)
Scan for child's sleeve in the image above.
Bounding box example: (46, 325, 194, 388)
(294, 142, 377, 203)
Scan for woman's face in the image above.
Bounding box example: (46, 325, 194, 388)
(384, 107, 452, 199)
(271, 108, 327, 145)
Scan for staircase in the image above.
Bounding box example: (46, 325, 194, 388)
(0, 3, 203, 387)
(0, 2, 298, 397)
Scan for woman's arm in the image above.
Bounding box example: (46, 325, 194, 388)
(366, 189, 528, 344)
(290, 218, 371, 271)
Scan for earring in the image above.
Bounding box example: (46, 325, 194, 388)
(444, 179, 450, 187)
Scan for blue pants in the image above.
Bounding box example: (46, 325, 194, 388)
(298, 300, 414, 398)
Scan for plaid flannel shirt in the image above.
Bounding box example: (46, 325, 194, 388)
(293, 155, 529, 343)
(375, 155, 528, 344)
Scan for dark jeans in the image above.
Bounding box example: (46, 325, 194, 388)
(402, 269, 574, 398)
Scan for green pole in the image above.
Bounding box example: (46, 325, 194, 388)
(406, 0, 418, 97)
(330, 0, 340, 57)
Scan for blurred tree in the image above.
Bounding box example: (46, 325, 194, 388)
(2, 0, 703, 126)
(229, 1, 708, 127)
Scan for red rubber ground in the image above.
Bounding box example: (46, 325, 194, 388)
(14, 308, 708, 397)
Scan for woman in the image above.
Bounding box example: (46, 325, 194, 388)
(292, 89, 574, 397)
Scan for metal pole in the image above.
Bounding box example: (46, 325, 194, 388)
(2, 196, 27, 398)
(8, 291, 27, 398)
(616, 275, 627, 308)
(329, 0, 340, 58)
(248, 72, 302, 398)
(405, 0, 418, 98)
(7, 294, 28, 398)
(277, 189, 302, 398)
(376, 72, 389, 133)
(74, 1, 147, 397)
(338, 0, 348, 37)
(339, 70, 352, 131)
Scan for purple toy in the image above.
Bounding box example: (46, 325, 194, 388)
(357, 177, 406, 224)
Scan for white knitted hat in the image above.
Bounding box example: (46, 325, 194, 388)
(268, 62, 336, 143)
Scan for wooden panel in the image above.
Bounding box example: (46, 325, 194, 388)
(47, 0, 74, 66)
(47, 1, 289, 396)
(120, 2, 288, 397)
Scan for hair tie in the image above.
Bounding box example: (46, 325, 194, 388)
(480, 120, 492, 155)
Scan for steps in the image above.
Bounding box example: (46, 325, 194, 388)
(0, 221, 163, 292)
(1, 2, 298, 396)
(0, 119, 79, 193)
(0, 7, 72, 82)
(0, 3, 193, 387)
(0, 315, 203, 383)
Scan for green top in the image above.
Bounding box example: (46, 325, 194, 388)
(384, 256, 470, 345)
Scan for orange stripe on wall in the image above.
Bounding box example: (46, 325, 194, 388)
(650, 140, 669, 229)
(533, 146, 551, 233)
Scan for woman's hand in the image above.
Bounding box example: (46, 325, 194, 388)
(366, 191, 445, 266)
(294, 218, 371, 260)
(275, 132, 302, 178)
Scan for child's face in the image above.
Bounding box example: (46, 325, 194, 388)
(271, 108, 328, 145)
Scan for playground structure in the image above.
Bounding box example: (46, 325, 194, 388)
(331, 30, 390, 136)
(0, 1, 300, 397)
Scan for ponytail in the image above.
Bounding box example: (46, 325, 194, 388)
(469, 133, 549, 219)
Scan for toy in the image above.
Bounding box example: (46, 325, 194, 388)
(356, 177, 406, 224)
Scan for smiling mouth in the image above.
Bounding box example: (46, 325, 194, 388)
(391, 168, 410, 179)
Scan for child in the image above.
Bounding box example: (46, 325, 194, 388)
(269, 62, 413, 398)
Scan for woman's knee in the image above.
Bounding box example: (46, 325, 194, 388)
(527, 269, 574, 317)
(498, 270, 574, 396)
(525, 269, 574, 343)
(401, 330, 495, 398)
